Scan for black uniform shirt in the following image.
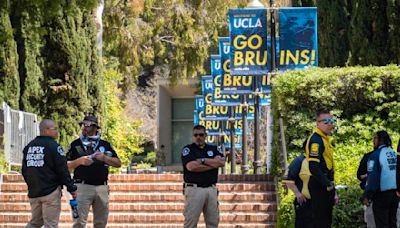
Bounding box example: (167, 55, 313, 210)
(306, 129, 334, 187)
(22, 136, 76, 198)
(181, 143, 223, 186)
(285, 155, 305, 193)
(356, 151, 374, 190)
(66, 138, 118, 184)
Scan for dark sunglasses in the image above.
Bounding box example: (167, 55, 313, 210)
(193, 133, 205, 137)
(318, 118, 335, 124)
(81, 123, 96, 128)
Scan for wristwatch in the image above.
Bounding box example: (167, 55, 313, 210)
(201, 158, 205, 165)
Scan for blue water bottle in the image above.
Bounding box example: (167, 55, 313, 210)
(70, 199, 79, 219)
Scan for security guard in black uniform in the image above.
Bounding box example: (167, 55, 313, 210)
(305, 110, 338, 228)
(283, 153, 312, 228)
(67, 116, 121, 228)
(181, 125, 225, 228)
(22, 119, 77, 228)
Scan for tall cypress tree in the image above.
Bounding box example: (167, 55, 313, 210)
(368, 0, 389, 65)
(9, 0, 101, 146)
(292, 0, 315, 7)
(11, 0, 45, 113)
(317, 0, 350, 67)
(387, 0, 400, 64)
(350, 0, 389, 65)
(40, 0, 102, 146)
(0, 0, 19, 108)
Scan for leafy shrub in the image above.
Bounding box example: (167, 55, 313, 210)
(272, 65, 400, 226)
(102, 67, 144, 172)
(332, 186, 364, 228)
(0, 149, 8, 173)
(277, 183, 295, 228)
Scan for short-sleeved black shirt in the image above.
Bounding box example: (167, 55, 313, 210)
(66, 138, 118, 184)
(285, 155, 306, 192)
(181, 143, 223, 186)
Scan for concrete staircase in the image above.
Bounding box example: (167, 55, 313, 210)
(0, 174, 277, 228)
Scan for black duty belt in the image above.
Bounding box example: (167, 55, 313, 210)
(184, 183, 215, 188)
(74, 179, 108, 186)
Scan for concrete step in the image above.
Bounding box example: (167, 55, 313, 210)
(1, 174, 275, 183)
(0, 192, 276, 203)
(0, 223, 277, 228)
(0, 202, 277, 212)
(0, 174, 277, 227)
(1, 182, 275, 192)
(0, 212, 276, 223)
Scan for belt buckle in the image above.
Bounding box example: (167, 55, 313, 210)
(184, 183, 197, 188)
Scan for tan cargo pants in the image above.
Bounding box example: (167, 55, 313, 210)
(364, 204, 376, 228)
(72, 183, 109, 228)
(26, 187, 62, 228)
(183, 185, 219, 228)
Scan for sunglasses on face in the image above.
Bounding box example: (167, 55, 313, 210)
(81, 123, 96, 128)
(193, 133, 205, 137)
(318, 118, 336, 124)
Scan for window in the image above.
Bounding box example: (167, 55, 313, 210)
(171, 98, 195, 164)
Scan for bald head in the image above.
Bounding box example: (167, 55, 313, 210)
(39, 119, 58, 138)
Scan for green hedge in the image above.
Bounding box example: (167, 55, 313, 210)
(272, 65, 400, 226)
(278, 186, 364, 228)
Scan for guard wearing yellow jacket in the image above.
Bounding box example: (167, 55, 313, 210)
(305, 110, 337, 228)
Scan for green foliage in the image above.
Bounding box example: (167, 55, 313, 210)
(102, 67, 144, 170)
(273, 65, 400, 225)
(42, 2, 103, 147)
(0, 149, 8, 173)
(136, 162, 152, 169)
(103, 0, 248, 88)
(144, 151, 156, 166)
(0, 0, 19, 108)
(332, 187, 364, 227)
(278, 186, 365, 228)
(317, 0, 349, 67)
(387, 0, 400, 64)
(4, 0, 103, 147)
(350, 0, 390, 65)
(277, 184, 295, 228)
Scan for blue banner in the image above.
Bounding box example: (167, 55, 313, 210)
(207, 134, 242, 149)
(220, 74, 272, 95)
(279, 7, 318, 70)
(212, 52, 271, 106)
(219, 37, 230, 81)
(213, 73, 271, 106)
(228, 8, 268, 76)
(201, 75, 256, 120)
(221, 37, 277, 95)
(194, 112, 243, 136)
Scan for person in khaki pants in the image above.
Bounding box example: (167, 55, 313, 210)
(67, 116, 121, 228)
(22, 119, 77, 228)
(181, 125, 225, 228)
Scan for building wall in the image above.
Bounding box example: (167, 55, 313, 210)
(156, 79, 197, 169)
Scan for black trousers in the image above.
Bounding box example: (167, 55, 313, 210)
(294, 199, 313, 228)
(372, 189, 399, 228)
(309, 177, 335, 228)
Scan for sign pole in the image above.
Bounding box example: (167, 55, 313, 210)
(253, 76, 261, 174)
(230, 106, 236, 174)
(266, 0, 276, 174)
(220, 121, 226, 174)
(241, 95, 249, 174)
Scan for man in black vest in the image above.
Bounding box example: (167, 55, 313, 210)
(67, 116, 121, 228)
(181, 125, 225, 228)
